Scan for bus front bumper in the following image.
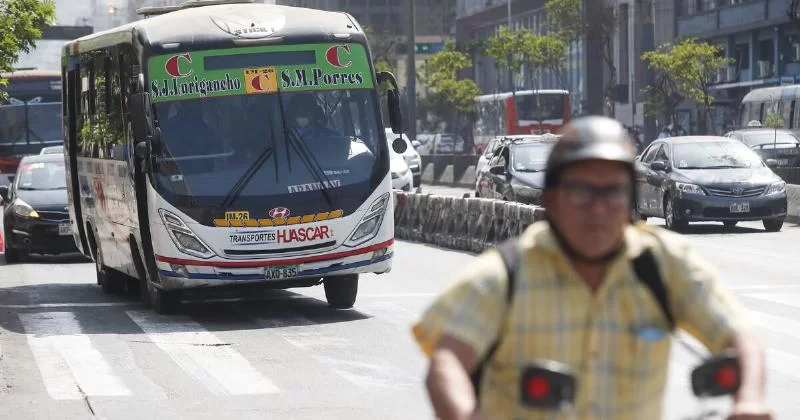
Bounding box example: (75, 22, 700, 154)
(153, 239, 394, 290)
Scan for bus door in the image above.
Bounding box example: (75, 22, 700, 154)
(65, 58, 90, 254)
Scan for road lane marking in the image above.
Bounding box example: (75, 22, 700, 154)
(18, 312, 132, 399)
(126, 310, 279, 396)
(0, 302, 138, 309)
(740, 292, 800, 310)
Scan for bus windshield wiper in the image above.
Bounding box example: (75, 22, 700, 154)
(216, 146, 274, 212)
(285, 127, 336, 209)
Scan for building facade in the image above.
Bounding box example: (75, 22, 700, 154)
(455, 0, 587, 115)
(674, 0, 799, 133)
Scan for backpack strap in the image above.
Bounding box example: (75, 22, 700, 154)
(631, 248, 676, 331)
(471, 237, 520, 398)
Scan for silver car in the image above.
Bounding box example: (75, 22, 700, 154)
(385, 129, 422, 185)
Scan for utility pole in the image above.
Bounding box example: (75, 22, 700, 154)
(406, 0, 417, 141)
(507, 0, 513, 93)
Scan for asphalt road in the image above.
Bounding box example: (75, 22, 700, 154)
(1, 216, 800, 419)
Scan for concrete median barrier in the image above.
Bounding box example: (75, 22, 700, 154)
(391, 190, 546, 253)
(787, 184, 800, 225)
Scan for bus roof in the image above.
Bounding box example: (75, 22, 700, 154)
(741, 85, 800, 103)
(0, 70, 61, 80)
(63, 2, 363, 55)
(475, 89, 569, 102)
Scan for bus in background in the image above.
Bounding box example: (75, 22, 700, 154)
(739, 84, 800, 133)
(0, 70, 64, 184)
(473, 89, 571, 154)
(62, 0, 406, 314)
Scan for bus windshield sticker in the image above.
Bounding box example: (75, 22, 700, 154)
(244, 67, 278, 95)
(148, 43, 373, 103)
(287, 179, 342, 194)
(225, 211, 250, 221)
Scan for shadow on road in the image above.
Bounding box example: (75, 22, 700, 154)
(0, 281, 372, 336)
(2, 252, 91, 265)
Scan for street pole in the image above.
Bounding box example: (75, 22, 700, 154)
(406, 0, 417, 141)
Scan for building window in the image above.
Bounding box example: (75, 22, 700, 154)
(735, 43, 749, 70)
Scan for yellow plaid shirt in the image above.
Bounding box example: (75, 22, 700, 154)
(412, 221, 748, 420)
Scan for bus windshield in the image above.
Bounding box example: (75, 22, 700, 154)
(146, 42, 387, 221)
(0, 102, 63, 158)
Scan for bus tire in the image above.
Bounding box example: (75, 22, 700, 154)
(149, 284, 181, 314)
(4, 247, 21, 264)
(92, 234, 124, 294)
(323, 274, 358, 309)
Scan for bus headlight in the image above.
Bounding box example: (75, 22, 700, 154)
(344, 193, 390, 247)
(158, 209, 215, 259)
(13, 198, 39, 219)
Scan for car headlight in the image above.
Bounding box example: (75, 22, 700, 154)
(765, 181, 786, 196)
(13, 198, 39, 219)
(158, 209, 215, 259)
(675, 182, 705, 196)
(344, 193, 389, 247)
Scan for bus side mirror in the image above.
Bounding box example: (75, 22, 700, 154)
(128, 92, 152, 143)
(392, 137, 408, 154)
(387, 89, 403, 135)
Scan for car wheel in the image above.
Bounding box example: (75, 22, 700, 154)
(763, 218, 783, 232)
(723, 221, 737, 229)
(664, 195, 688, 231)
(413, 175, 421, 186)
(323, 274, 358, 309)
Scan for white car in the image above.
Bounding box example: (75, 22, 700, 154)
(390, 150, 414, 191)
(385, 129, 422, 184)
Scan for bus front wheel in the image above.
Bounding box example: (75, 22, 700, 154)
(149, 284, 181, 314)
(323, 274, 358, 309)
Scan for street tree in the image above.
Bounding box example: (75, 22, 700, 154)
(641, 38, 731, 134)
(363, 24, 400, 75)
(763, 112, 784, 129)
(519, 31, 567, 130)
(546, 0, 617, 115)
(0, 0, 56, 102)
(640, 72, 683, 129)
(418, 41, 480, 144)
(485, 26, 526, 128)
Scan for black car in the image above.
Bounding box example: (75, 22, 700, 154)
(0, 154, 78, 262)
(723, 128, 800, 167)
(634, 136, 787, 232)
(475, 136, 557, 205)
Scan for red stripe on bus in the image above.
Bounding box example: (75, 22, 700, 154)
(155, 239, 394, 268)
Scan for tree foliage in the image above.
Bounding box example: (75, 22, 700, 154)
(418, 40, 480, 131)
(485, 26, 527, 82)
(0, 0, 56, 101)
(642, 38, 731, 133)
(363, 24, 400, 74)
(763, 112, 784, 129)
(640, 72, 683, 122)
(546, 0, 617, 114)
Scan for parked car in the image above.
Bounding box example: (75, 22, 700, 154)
(723, 128, 800, 167)
(634, 136, 787, 232)
(389, 150, 413, 191)
(0, 153, 78, 263)
(385, 128, 422, 185)
(415, 133, 465, 155)
(475, 136, 557, 205)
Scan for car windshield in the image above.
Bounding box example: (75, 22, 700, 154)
(512, 142, 553, 172)
(15, 160, 66, 190)
(739, 132, 800, 147)
(151, 89, 383, 211)
(673, 141, 765, 169)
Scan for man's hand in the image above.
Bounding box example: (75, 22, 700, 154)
(726, 401, 773, 420)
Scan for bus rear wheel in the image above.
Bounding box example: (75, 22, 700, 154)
(323, 274, 358, 309)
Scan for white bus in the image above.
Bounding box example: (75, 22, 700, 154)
(61, 0, 407, 313)
(740, 84, 800, 132)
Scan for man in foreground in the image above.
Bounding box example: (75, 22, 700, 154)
(412, 116, 772, 420)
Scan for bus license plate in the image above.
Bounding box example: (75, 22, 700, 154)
(730, 202, 750, 213)
(58, 223, 71, 236)
(265, 265, 298, 280)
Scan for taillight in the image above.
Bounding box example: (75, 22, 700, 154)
(0, 157, 21, 174)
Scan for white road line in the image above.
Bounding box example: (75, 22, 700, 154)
(313, 356, 417, 390)
(740, 292, 800, 310)
(282, 333, 351, 350)
(18, 312, 132, 400)
(0, 302, 137, 309)
(692, 241, 800, 262)
(125, 310, 279, 396)
(358, 293, 437, 298)
(732, 285, 800, 291)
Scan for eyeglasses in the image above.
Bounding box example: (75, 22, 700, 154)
(558, 181, 631, 208)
